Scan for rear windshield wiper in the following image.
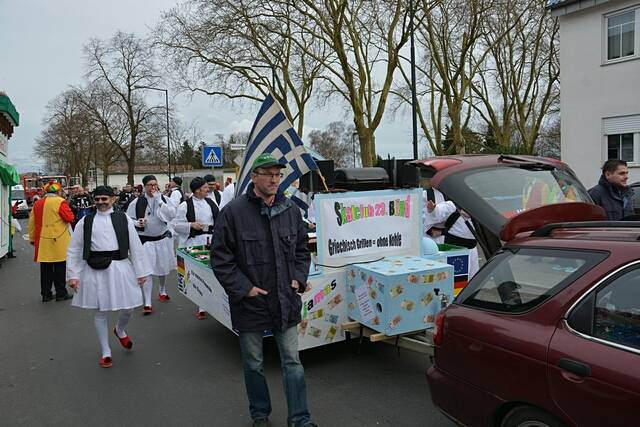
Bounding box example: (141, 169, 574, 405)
(498, 155, 556, 171)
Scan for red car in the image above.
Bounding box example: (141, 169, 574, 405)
(412, 155, 640, 427)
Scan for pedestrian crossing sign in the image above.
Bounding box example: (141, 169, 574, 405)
(202, 146, 223, 167)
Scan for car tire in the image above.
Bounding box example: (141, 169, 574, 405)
(500, 405, 565, 427)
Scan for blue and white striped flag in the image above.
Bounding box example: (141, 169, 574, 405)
(235, 94, 318, 197)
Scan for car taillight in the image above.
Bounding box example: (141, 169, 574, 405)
(433, 310, 446, 346)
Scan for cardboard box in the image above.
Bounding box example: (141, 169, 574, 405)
(298, 268, 348, 350)
(346, 256, 454, 335)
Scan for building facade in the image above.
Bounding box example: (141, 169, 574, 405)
(551, 0, 640, 187)
(0, 93, 20, 259)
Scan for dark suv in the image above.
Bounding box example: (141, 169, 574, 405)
(412, 156, 640, 427)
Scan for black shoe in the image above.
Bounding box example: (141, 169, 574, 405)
(42, 295, 54, 302)
(252, 418, 269, 427)
(55, 294, 73, 301)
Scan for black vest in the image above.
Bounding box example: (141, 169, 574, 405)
(186, 196, 219, 238)
(212, 190, 221, 205)
(82, 211, 130, 261)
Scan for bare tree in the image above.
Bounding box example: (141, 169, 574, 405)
(308, 121, 359, 168)
(394, 0, 535, 154)
(83, 31, 161, 184)
(471, 0, 560, 153)
(139, 114, 206, 175)
(279, 0, 411, 166)
(155, 0, 327, 136)
(35, 90, 97, 184)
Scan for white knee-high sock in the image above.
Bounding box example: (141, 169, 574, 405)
(115, 309, 134, 338)
(94, 311, 111, 358)
(158, 275, 167, 296)
(143, 276, 153, 306)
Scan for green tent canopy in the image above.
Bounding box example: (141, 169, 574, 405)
(0, 159, 19, 186)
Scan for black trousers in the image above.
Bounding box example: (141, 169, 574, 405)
(40, 262, 68, 297)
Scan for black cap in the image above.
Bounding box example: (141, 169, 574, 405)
(189, 177, 208, 192)
(142, 175, 157, 185)
(172, 176, 183, 186)
(203, 174, 216, 184)
(93, 185, 115, 197)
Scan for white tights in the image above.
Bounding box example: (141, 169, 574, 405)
(142, 275, 169, 306)
(94, 309, 134, 358)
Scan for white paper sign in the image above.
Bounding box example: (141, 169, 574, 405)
(355, 285, 376, 322)
(315, 189, 423, 267)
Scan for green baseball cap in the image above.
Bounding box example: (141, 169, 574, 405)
(251, 153, 286, 171)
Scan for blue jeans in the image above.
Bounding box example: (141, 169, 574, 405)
(238, 326, 311, 427)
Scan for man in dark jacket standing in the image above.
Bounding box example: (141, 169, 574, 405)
(588, 159, 634, 220)
(212, 153, 316, 427)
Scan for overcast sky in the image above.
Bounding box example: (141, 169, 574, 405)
(1, 0, 415, 173)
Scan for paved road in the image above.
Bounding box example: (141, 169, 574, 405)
(0, 225, 454, 427)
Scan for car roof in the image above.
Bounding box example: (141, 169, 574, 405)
(509, 226, 640, 260)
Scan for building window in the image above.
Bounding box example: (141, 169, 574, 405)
(607, 134, 634, 162)
(607, 10, 636, 60)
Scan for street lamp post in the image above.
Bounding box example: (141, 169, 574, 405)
(134, 85, 171, 179)
(409, 0, 419, 160)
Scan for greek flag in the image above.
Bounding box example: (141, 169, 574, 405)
(235, 94, 318, 197)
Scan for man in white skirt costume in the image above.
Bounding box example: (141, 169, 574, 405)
(67, 186, 152, 368)
(424, 187, 480, 278)
(171, 177, 219, 320)
(126, 175, 177, 314)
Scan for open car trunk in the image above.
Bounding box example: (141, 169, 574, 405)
(411, 155, 604, 257)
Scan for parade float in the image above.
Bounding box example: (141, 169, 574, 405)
(176, 185, 470, 352)
(0, 93, 20, 262)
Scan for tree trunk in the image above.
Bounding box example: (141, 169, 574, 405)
(357, 128, 377, 167)
(127, 155, 135, 187)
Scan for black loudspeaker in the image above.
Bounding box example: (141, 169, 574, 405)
(378, 158, 419, 188)
(299, 159, 335, 192)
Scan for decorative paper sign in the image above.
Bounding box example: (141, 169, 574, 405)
(355, 285, 376, 322)
(314, 189, 423, 267)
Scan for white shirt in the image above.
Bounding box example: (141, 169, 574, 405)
(169, 187, 183, 208)
(423, 188, 447, 235)
(126, 193, 175, 237)
(219, 182, 235, 208)
(66, 208, 151, 280)
(426, 198, 475, 240)
(172, 197, 215, 248)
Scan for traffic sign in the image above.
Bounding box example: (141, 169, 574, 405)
(230, 143, 246, 150)
(202, 146, 223, 167)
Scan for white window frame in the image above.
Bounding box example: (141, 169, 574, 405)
(606, 132, 636, 163)
(603, 6, 640, 64)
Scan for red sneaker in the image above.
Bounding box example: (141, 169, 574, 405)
(196, 311, 207, 320)
(99, 356, 113, 368)
(159, 294, 171, 302)
(113, 328, 133, 350)
(143, 306, 153, 315)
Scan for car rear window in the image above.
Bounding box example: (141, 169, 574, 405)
(458, 248, 607, 313)
(462, 167, 591, 219)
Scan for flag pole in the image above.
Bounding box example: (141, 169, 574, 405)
(314, 169, 329, 192)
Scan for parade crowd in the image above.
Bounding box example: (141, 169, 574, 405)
(25, 154, 317, 427)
